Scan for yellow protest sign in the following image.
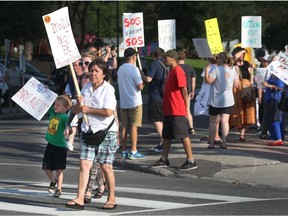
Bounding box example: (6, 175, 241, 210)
(205, 18, 223, 54)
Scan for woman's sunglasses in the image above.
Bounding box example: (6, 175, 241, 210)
(79, 61, 90, 67)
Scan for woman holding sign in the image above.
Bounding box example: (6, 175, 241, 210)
(65, 59, 118, 210)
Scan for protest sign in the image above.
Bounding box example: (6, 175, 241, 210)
(12, 77, 57, 121)
(42, 7, 81, 69)
(204, 18, 223, 54)
(158, 19, 176, 52)
(192, 38, 213, 58)
(123, 12, 145, 48)
(241, 16, 262, 48)
(267, 52, 288, 85)
(255, 68, 267, 89)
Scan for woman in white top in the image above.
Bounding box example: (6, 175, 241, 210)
(66, 59, 118, 210)
(205, 52, 240, 149)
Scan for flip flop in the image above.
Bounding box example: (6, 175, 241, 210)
(102, 203, 117, 210)
(65, 200, 84, 210)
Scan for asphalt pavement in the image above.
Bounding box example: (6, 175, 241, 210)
(1, 97, 288, 190)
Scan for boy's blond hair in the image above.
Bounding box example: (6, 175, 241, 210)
(56, 95, 73, 110)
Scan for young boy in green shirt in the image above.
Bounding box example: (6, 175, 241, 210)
(42, 95, 72, 197)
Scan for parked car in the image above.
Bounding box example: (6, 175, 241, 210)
(0, 57, 56, 93)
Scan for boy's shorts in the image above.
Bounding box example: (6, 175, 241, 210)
(80, 131, 118, 165)
(148, 101, 163, 122)
(162, 116, 189, 140)
(121, 105, 142, 127)
(42, 143, 67, 171)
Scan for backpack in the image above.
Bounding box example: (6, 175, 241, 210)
(156, 60, 169, 97)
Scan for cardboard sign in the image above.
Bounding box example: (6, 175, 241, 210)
(12, 77, 58, 121)
(241, 16, 262, 48)
(204, 18, 223, 54)
(268, 52, 288, 85)
(42, 7, 81, 69)
(192, 38, 213, 58)
(158, 19, 176, 52)
(123, 12, 145, 48)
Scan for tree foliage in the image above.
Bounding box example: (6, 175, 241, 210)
(0, 1, 287, 53)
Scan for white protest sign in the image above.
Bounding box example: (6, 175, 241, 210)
(192, 38, 213, 58)
(255, 68, 267, 89)
(123, 12, 145, 48)
(158, 20, 176, 52)
(241, 16, 262, 48)
(42, 7, 81, 69)
(12, 77, 58, 121)
(267, 52, 288, 85)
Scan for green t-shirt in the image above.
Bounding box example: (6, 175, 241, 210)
(45, 106, 68, 148)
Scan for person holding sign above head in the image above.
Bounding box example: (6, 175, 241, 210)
(66, 59, 118, 210)
(152, 50, 198, 170)
(42, 95, 72, 198)
(117, 47, 145, 160)
(229, 47, 256, 142)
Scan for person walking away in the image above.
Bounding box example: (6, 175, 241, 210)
(178, 50, 197, 134)
(152, 50, 198, 170)
(140, 47, 166, 152)
(43, 95, 72, 198)
(117, 48, 145, 160)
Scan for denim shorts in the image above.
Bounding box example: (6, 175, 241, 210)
(80, 131, 118, 165)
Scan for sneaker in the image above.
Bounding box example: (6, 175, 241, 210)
(152, 157, 170, 168)
(189, 128, 195, 134)
(67, 143, 74, 151)
(179, 160, 198, 171)
(151, 144, 163, 152)
(129, 151, 146, 160)
(122, 151, 128, 159)
(48, 180, 57, 194)
(53, 189, 61, 198)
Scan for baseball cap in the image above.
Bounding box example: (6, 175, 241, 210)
(124, 47, 138, 57)
(163, 50, 178, 60)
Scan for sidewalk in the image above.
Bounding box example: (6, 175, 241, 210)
(1, 100, 288, 189)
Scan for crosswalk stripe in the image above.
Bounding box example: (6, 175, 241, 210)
(0, 201, 108, 216)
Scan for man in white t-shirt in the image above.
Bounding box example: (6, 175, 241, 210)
(117, 48, 145, 160)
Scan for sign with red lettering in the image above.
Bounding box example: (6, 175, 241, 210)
(12, 77, 58, 121)
(42, 7, 81, 69)
(158, 20, 176, 52)
(122, 12, 145, 48)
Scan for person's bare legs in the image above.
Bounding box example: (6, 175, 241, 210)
(215, 121, 221, 141)
(220, 114, 230, 148)
(101, 164, 116, 207)
(182, 137, 194, 160)
(161, 139, 171, 160)
(153, 121, 163, 144)
(55, 169, 64, 191)
(209, 115, 220, 148)
(121, 126, 127, 151)
(67, 159, 93, 206)
(45, 170, 56, 183)
(130, 125, 138, 152)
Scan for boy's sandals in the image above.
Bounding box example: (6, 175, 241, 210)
(103, 203, 117, 210)
(84, 194, 92, 203)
